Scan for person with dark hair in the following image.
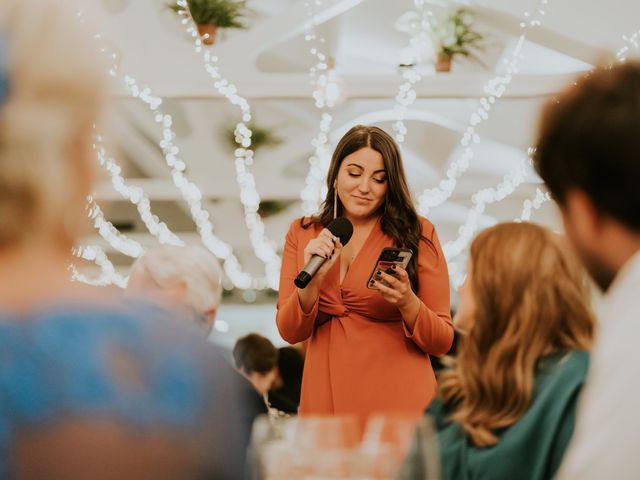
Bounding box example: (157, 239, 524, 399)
(533, 61, 640, 479)
(276, 125, 453, 422)
(232, 332, 280, 469)
(268, 346, 305, 414)
(233, 333, 279, 398)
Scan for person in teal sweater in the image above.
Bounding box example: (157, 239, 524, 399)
(401, 222, 596, 480)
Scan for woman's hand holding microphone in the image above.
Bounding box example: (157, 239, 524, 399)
(297, 229, 343, 313)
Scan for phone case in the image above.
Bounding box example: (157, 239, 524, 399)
(366, 247, 413, 289)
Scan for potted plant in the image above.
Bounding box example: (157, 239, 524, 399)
(431, 7, 484, 72)
(224, 123, 282, 153)
(256, 200, 292, 219)
(168, 0, 250, 45)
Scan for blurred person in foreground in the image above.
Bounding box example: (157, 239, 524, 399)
(126, 244, 222, 334)
(127, 246, 271, 476)
(534, 61, 640, 479)
(401, 223, 596, 480)
(0, 1, 245, 478)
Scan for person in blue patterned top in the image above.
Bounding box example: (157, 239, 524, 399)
(0, 0, 246, 478)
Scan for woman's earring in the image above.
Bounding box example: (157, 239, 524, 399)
(333, 188, 338, 219)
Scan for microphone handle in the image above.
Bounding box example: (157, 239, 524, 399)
(294, 255, 327, 289)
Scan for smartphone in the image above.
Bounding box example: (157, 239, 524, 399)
(367, 247, 413, 289)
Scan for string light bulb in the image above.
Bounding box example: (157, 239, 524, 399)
(123, 74, 277, 290)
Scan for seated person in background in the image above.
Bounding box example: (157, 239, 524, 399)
(268, 346, 305, 414)
(0, 0, 246, 478)
(126, 244, 222, 334)
(233, 333, 279, 412)
(401, 222, 596, 480)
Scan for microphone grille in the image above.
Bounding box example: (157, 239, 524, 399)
(327, 217, 354, 246)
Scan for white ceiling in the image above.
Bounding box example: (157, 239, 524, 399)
(79, 0, 640, 297)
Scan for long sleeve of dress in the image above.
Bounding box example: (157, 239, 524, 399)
(401, 220, 454, 356)
(276, 220, 319, 344)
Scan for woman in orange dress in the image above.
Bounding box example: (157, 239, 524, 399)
(276, 125, 453, 422)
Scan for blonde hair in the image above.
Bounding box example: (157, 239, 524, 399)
(128, 245, 223, 316)
(0, 0, 107, 247)
(439, 222, 595, 447)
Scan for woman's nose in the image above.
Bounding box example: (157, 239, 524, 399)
(358, 177, 370, 192)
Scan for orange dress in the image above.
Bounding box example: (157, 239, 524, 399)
(276, 216, 453, 422)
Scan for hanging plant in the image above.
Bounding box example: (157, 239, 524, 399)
(168, 0, 250, 45)
(256, 200, 291, 219)
(223, 123, 282, 153)
(431, 7, 484, 72)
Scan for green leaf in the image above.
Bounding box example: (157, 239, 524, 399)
(168, 0, 250, 29)
(434, 7, 485, 65)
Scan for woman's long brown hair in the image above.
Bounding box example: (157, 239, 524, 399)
(439, 222, 595, 447)
(302, 125, 430, 291)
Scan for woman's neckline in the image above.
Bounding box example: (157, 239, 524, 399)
(339, 215, 381, 287)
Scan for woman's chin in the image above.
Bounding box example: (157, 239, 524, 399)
(344, 205, 380, 220)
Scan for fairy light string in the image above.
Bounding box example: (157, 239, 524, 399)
(616, 28, 640, 61)
(515, 187, 551, 222)
(447, 29, 640, 288)
(300, 0, 336, 215)
(392, 0, 430, 143)
(416, 0, 548, 215)
(123, 74, 274, 290)
(443, 158, 527, 260)
(70, 245, 128, 288)
(73, 6, 639, 291)
(174, 0, 281, 289)
(392, 65, 422, 143)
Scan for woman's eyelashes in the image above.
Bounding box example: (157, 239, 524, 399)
(346, 172, 387, 184)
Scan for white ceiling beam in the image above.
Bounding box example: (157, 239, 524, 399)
(112, 72, 574, 99)
(331, 108, 466, 140)
(252, 135, 314, 172)
(469, 5, 608, 63)
(214, 0, 368, 65)
(113, 120, 167, 179)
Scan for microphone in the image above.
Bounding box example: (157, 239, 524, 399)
(294, 217, 353, 289)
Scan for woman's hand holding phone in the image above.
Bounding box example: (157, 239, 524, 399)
(371, 266, 415, 308)
(369, 265, 421, 332)
(372, 265, 422, 332)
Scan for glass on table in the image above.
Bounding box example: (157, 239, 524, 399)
(396, 415, 441, 480)
(249, 414, 361, 479)
(362, 413, 422, 471)
(249, 413, 440, 479)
